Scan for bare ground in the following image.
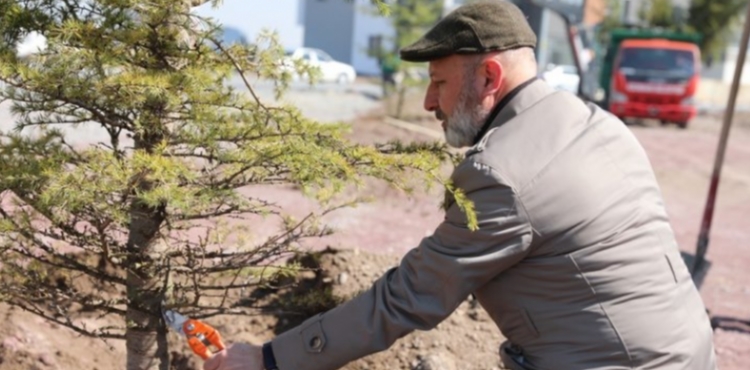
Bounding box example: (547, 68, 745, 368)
(1, 90, 749, 370)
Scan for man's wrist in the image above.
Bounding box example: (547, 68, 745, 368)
(262, 341, 279, 370)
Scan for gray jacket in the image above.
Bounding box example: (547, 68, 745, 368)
(272, 79, 717, 370)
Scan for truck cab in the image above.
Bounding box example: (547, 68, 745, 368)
(608, 39, 700, 128)
(600, 29, 702, 129)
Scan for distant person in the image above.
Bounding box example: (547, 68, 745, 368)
(205, 2, 717, 369)
(380, 52, 400, 97)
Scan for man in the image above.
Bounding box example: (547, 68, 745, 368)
(379, 52, 400, 97)
(205, 1, 717, 369)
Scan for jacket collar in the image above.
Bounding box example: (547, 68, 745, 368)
(471, 77, 554, 145)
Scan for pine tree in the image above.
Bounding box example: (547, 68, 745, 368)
(0, 0, 458, 368)
(391, 0, 443, 50)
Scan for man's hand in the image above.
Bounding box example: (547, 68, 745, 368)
(203, 342, 264, 370)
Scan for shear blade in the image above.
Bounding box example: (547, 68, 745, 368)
(163, 309, 189, 335)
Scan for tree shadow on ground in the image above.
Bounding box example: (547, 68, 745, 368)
(240, 247, 351, 335)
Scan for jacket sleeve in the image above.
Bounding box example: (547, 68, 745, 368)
(270, 159, 534, 370)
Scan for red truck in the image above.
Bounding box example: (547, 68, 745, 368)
(602, 30, 702, 129)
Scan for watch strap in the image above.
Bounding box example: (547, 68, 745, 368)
(262, 341, 279, 370)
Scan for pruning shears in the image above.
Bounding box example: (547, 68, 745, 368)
(162, 306, 226, 360)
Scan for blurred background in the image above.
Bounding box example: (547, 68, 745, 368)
(176, 0, 750, 113)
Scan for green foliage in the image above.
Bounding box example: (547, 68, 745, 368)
(391, 0, 443, 52)
(594, 0, 624, 47)
(369, 0, 442, 116)
(638, 0, 675, 29)
(441, 180, 477, 232)
(629, 0, 746, 62)
(365, 1, 442, 61)
(687, 0, 747, 61)
(0, 0, 455, 364)
(370, 0, 391, 17)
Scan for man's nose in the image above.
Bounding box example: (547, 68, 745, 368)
(423, 85, 438, 112)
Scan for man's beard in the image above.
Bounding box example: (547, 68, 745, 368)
(438, 89, 491, 148)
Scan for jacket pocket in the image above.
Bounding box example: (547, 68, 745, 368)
(664, 253, 678, 284)
(500, 308, 540, 343)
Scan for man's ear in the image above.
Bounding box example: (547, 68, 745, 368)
(481, 57, 504, 95)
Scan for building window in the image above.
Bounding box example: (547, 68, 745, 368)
(368, 35, 384, 59)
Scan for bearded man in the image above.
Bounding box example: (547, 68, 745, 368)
(205, 1, 717, 369)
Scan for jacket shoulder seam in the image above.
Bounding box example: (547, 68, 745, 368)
(468, 159, 539, 240)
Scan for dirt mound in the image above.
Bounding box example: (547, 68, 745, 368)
(266, 248, 506, 370)
(220, 247, 506, 370)
(306, 249, 502, 370)
(0, 247, 506, 370)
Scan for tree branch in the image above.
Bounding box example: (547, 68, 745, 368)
(10, 300, 125, 340)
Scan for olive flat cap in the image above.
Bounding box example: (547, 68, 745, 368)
(400, 0, 537, 62)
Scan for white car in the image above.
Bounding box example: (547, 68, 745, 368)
(282, 47, 357, 84)
(542, 64, 580, 94)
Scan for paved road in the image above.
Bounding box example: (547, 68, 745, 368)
(230, 76, 384, 123)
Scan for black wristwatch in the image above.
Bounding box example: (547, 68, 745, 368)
(262, 341, 279, 370)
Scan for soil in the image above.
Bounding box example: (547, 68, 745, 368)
(0, 247, 503, 370)
(1, 86, 749, 370)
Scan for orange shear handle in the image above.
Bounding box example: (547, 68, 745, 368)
(183, 319, 226, 360)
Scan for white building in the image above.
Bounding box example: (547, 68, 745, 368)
(301, 0, 394, 76)
(193, 0, 393, 76)
(192, 0, 306, 50)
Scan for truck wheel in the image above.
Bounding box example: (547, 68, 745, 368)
(677, 121, 689, 129)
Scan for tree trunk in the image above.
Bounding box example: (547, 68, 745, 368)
(125, 189, 169, 370)
(124, 116, 168, 369)
(124, 2, 210, 368)
(396, 85, 407, 119)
